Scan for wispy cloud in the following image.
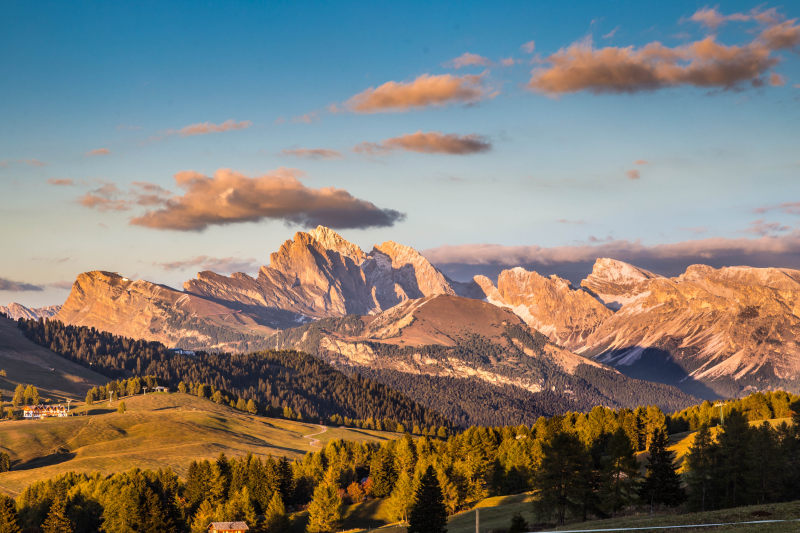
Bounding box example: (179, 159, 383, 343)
(354, 131, 491, 155)
(281, 148, 343, 160)
(0, 277, 43, 291)
(344, 73, 490, 113)
(86, 148, 110, 157)
(626, 169, 641, 180)
(753, 201, 800, 215)
(154, 255, 260, 274)
(445, 52, 491, 69)
(521, 40, 536, 54)
(128, 168, 405, 231)
(47, 178, 74, 186)
(167, 119, 252, 137)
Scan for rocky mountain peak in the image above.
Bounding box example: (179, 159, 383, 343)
(587, 258, 659, 285)
(0, 302, 62, 321)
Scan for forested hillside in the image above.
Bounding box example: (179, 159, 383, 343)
(15, 318, 450, 432)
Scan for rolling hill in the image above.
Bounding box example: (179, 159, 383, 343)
(0, 316, 106, 401)
(0, 391, 398, 495)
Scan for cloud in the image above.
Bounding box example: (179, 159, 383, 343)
(753, 201, 800, 215)
(529, 35, 781, 94)
(445, 52, 491, 69)
(47, 178, 74, 186)
(423, 232, 800, 282)
(634, 159, 649, 165)
(78, 183, 131, 212)
(769, 73, 786, 86)
(129, 168, 405, 231)
(521, 41, 536, 54)
(603, 26, 619, 39)
(154, 255, 260, 274)
(626, 169, 641, 180)
(172, 119, 252, 137)
(745, 219, 791, 236)
(354, 131, 491, 155)
(344, 73, 489, 113)
(0, 159, 46, 168)
(688, 6, 781, 30)
(500, 57, 515, 67)
(282, 148, 342, 160)
(49, 280, 75, 290)
(759, 19, 800, 50)
(86, 148, 110, 157)
(556, 218, 586, 225)
(0, 277, 43, 291)
(292, 112, 319, 124)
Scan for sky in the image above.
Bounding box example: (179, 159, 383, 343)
(1, 0, 799, 307)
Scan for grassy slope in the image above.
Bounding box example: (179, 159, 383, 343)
(0, 392, 398, 495)
(0, 317, 106, 401)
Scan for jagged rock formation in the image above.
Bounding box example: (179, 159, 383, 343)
(184, 225, 475, 318)
(480, 258, 800, 397)
(268, 294, 696, 425)
(474, 267, 612, 350)
(577, 262, 800, 397)
(55, 271, 277, 350)
(0, 302, 61, 321)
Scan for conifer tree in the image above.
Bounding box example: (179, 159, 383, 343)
(42, 496, 73, 533)
(0, 494, 20, 533)
(190, 500, 216, 533)
(600, 428, 641, 515)
(387, 469, 415, 523)
(407, 465, 447, 533)
(306, 472, 342, 533)
(640, 428, 685, 512)
(684, 424, 715, 511)
(222, 487, 257, 527)
(508, 512, 528, 533)
(369, 447, 397, 497)
(263, 491, 290, 533)
(533, 431, 591, 525)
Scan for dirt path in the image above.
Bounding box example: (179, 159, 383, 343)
(302, 424, 328, 447)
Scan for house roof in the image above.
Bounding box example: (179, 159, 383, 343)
(209, 522, 249, 531)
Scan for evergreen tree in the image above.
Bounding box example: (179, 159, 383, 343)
(117, 401, 126, 414)
(387, 469, 415, 523)
(306, 474, 342, 533)
(262, 491, 290, 533)
(599, 428, 640, 516)
(0, 452, 10, 473)
(222, 487, 257, 527)
(640, 428, 685, 511)
(407, 466, 447, 533)
(508, 512, 528, 533)
(533, 431, 590, 525)
(714, 409, 754, 508)
(684, 424, 715, 511)
(190, 500, 216, 533)
(0, 494, 21, 533)
(42, 496, 73, 533)
(246, 399, 258, 415)
(12, 384, 24, 407)
(368, 447, 396, 497)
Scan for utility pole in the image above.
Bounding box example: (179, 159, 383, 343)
(476, 508, 480, 533)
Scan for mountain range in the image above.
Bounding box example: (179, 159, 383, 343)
(7, 225, 799, 423)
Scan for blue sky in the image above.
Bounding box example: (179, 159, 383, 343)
(1, 0, 799, 306)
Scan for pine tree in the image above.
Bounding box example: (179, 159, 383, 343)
(246, 399, 257, 414)
(508, 512, 528, 533)
(42, 496, 73, 533)
(533, 431, 591, 525)
(222, 487, 258, 527)
(306, 474, 342, 533)
(368, 447, 396, 497)
(640, 428, 685, 512)
(12, 384, 24, 407)
(0, 494, 20, 533)
(684, 424, 715, 511)
(387, 469, 415, 523)
(599, 428, 641, 515)
(263, 491, 290, 533)
(117, 401, 126, 414)
(190, 499, 216, 533)
(407, 466, 447, 533)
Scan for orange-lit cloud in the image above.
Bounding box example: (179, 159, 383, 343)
(759, 19, 800, 50)
(47, 178, 74, 186)
(769, 73, 786, 86)
(625, 169, 641, 180)
(345, 73, 489, 113)
(634, 159, 649, 165)
(78, 183, 131, 212)
(500, 57, 515, 67)
(446, 52, 491, 69)
(86, 148, 110, 156)
(292, 111, 319, 124)
(688, 6, 781, 30)
(282, 148, 342, 159)
(528, 36, 779, 94)
(129, 168, 404, 231)
(173, 119, 252, 137)
(354, 131, 491, 155)
(155, 255, 260, 274)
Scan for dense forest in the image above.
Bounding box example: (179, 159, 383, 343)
(16, 318, 450, 432)
(4, 391, 799, 532)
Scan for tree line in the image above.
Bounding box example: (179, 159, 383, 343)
(16, 318, 450, 433)
(2, 392, 799, 531)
